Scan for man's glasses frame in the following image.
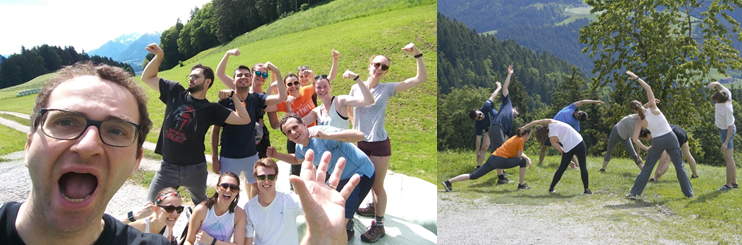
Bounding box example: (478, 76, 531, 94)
(34, 108, 141, 147)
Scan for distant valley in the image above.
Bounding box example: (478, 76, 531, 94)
(88, 32, 161, 74)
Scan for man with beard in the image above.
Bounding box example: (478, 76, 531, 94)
(211, 49, 287, 199)
(141, 43, 252, 206)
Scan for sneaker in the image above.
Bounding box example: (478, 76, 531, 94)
(347, 228, 354, 242)
(517, 184, 531, 190)
(599, 168, 606, 172)
(497, 177, 514, 185)
(718, 184, 734, 191)
(361, 221, 386, 243)
(625, 193, 638, 200)
(356, 204, 375, 217)
(475, 165, 481, 171)
(441, 180, 453, 192)
(691, 175, 699, 179)
(503, 171, 510, 176)
(649, 178, 656, 182)
(584, 189, 592, 195)
(549, 188, 556, 193)
(733, 183, 739, 188)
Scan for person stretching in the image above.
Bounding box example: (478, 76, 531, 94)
(600, 100, 658, 172)
(521, 119, 592, 194)
(468, 81, 502, 170)
(624, 71, 693, 199)
(635, 125, 699, 182)
(441, 128, 533, 192)
(709, 81, 738, 191)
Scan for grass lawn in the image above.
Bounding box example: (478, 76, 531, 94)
(0, 124, 27, 159)
(0, 113, 31, 126)
(438, 150, 742, 242)
(0, 73, 52, 99)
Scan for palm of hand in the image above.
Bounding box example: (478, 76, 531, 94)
(300, 181, 347, 239)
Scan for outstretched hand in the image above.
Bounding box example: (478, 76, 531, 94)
(626, 71, 638, 80)
(290, 150, 360, 245)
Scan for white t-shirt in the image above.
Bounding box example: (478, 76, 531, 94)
(244, 191, 303, 245)
(715, 87, 735, 130)
(350, 82, 398, 142)
(548, 121, 583, 152)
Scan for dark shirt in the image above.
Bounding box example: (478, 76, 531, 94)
(475, 99, 497, 135)
(490, 94, 514, 137)
(218, 93, 267, 158)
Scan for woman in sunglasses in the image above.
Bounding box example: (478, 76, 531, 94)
(302, 50, 375, 129)
(127, 187, 183, 244)
(186, 172, 247, 245)
(269, 73, 317, 178)
(349, 43, 427, 243)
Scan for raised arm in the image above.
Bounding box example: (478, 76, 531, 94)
(220, 90, 251, 125)
(643, 99, 660, 108)
(302, 109, 320, 126)
(502, 65, 513, 97)
(328, 49, 339, 82)
(708, 81, 724, 91)
(311, 128, 365, 143)
(142, 43, 163, 92)
(216, 49, 240, 90)
(626, 70, 657, 109)
(573, 99, 605, 107)
(337, 70, 375, 109)
(266, 146, 303, 165)
(265, 62, 287, 105)
(520, 119, 556, 130)
(394, 43, 427, 94)
(488, 81, 502, 102)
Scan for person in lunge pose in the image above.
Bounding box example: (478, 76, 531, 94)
(351, 43, 427, 243)
(709, 81, 738, 191)
(521, 119, 592, 194)
(441, 128, 533, 192)
(468, 81, 502, 170)
(624, 71, 694, 199)
(635, 125, 699, 182)
(538, 99, 604, 168)
(212, 49, 287, 199)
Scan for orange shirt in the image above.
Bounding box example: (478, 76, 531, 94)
(277, 85, 316, 126)
(492, 136, 524, 158)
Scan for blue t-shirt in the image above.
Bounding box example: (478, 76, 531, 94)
(294, 126, 375, 180)
(475, 100, 497, 135)
(553, 104, 580, 132)
(217, 93, 267, 158)
(490, 94, 514, 137)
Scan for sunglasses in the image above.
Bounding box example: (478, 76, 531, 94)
(314, 74, 328, 80)
(158, 205, 185, 214)
(255, 71, 269, 79)
(186, 74, 201, 80)
(373, 62, 389, 71)
(219, 183, 240, 191)
(286, 81, 300, 87)
(256, 174, 276, 181)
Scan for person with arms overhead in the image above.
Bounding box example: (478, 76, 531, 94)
(468, 81, 502, 170)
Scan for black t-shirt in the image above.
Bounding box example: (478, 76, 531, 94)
(155, 78, 232, 165)
(218, 92, 267, 158)
(0, 202, 169, 245)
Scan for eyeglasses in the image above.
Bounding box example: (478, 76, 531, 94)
(219, 183, 240, 191)
(314, 74, 328, 80)
(256, 174, 276, 181)
(373, 62, 389, 71)
(255, 71, 269, 79)
(34, 108, 140, 147)
(186, 74, 201, 80)
(235, 73, 252, 78)
(286, 81, 300, 87)
(158, 205, 185, 214)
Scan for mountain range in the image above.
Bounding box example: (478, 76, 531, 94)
(88, 32, 161, 74)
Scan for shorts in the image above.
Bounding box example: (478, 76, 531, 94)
(219, 154, 259, 184)
(671, 125, 688, 145)
(357, 137, 392, 157)
(720, 125, 736, 150)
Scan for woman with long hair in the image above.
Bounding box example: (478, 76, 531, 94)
(600, 100, 658, 172)
(186, 172, 246, 245)
(351, 43, 427, 243)
(624, 70, 693, 199)
(441, 128, 534, 191)
(520, 119, 592, 194)
(128, 188, 183, 244)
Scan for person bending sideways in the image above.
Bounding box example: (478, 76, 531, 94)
(441, 128, 533, 192)
(635, 126, 699, 182)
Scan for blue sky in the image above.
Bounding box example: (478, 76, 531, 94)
(0, 0, 212, 55)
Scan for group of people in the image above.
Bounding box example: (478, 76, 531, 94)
(0, 41, 427, 245)
(442, 66, 738, 199)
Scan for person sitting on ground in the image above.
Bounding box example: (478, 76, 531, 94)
(185, 172, 247, 245)
(521, 119, 592, 194)
(441, 127, 533, 192)
(128, 188, 184, 244)
(468, 81, 502, 170)
(635, 125, 699, 182)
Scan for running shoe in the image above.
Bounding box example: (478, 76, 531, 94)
(361, 221, 386, 243)
(584, 189, 592, 195)
(733, 183, 739, 188)
(625, 193, 638, 200)
(549, 188, 556, 193)
(441, 180, 453, 192)
(497, 177, 514, 185)
(718, 184, 734, 191)
(517, 184, 531, 190)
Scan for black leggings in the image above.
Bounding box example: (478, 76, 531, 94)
(469, 155, 526, 180)
(550, 141, 588, 190)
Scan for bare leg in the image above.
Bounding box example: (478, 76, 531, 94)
(601, 160, 609, 171)
(570, 156, 578, 169)
(723, 149, 737, 186)
(681, 143, 698, 177)
(449, 173, 471, 183)
(538, 145, 548, 165)
(654, 151, 670, 180)
(369, 156, 390, 218)
(477, 134, 490, 167)
(518, 167, 526, 185)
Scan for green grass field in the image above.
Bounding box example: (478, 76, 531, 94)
(0, 0, 437, 184)
(0, 125, 27, 159)
(438, 150, 742, 240)
(0, 73, 53, 99)
(0, 113, 30, 126)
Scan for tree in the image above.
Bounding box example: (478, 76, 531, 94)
(579, 0, 742, 128)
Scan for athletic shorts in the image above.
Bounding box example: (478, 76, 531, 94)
(357, 137, 392, 157)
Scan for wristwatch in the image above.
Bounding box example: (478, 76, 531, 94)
(127, 211, 136, 222)
(230, 90, 235, 97)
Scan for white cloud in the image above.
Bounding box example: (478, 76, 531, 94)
(0, 0, 211, 55)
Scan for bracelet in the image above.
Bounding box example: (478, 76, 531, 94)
(230, 90, 235, 97)
(128, 211, 136, 222)
(414, 53, 423, 58)
(211, 238, 217, 245)
(353, 75, 360, 81)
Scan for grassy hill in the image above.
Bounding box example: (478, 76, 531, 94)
(0, 0, 437, 184)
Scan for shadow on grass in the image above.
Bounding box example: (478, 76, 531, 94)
(605, 200, 654, 209)
(686, 190, 722, 206)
